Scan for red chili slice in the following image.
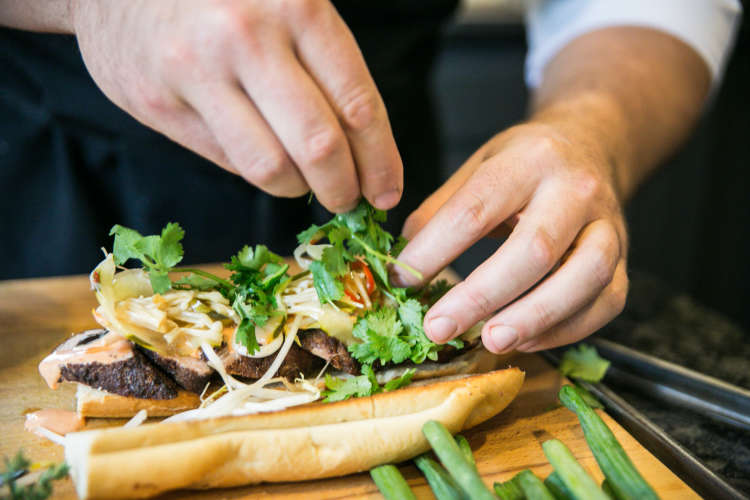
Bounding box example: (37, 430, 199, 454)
(351, 260, 375, 294)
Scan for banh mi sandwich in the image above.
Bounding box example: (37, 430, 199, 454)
(39, 201, 503, 420)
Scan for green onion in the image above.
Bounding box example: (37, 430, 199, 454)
(602, 479, 616, 498)
(542, 439, 609, 500)
(559, 385, 659, 500)
(370, 464, 416, 500)
(494, 477, 524, 500)
(516, 469, 556, 500)
(414, 454, 468, 500)
(422, 421, 496, 500)
(544, 472, 574, 500)
(454, 435, 476, 468)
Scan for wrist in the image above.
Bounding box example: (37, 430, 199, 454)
(529, 91, 636, 201)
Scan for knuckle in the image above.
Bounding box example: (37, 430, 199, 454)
(451, 193, 491, 239)
(340, 87, 380, 132)
(160, 37, 196, 73)
(302, 127, 343, 165)
(571, 173, 601, 203)
(457, 283, 494, 319)
(290, 0, 327, 23)
(589, 247, 617, 291)
(530, 301, 555, 334)
(243, 150, 289, 186)
(607, 273, 629, 316)
(529, 227, 557, 271)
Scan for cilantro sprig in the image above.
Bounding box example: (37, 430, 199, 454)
(297, 201, 421, 304)
(322, 366, 415, 402)
(1, 451, 68, 500)
(109, 224, 287, 354)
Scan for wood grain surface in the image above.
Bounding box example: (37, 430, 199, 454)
(0, 268, 699, 499)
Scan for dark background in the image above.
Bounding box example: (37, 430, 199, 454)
(433, 11, 750, 332)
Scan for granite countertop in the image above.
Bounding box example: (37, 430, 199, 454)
(594, 271, 750, 493)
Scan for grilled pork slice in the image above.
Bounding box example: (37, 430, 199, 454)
(218, 342, 322, 380)
(298, 329, 360, 375)
(39, 329, 179, 400)
(138, 347, 214, 393)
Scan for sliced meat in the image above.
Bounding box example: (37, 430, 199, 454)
(298, 329, 360, 375)
(435, 338, 481, 363)
(138, 347, 214, 393)
(218, 343, 322, 380)
(40, 329, 179, 400)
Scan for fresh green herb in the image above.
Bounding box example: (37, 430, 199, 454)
(559, 344, 610, 382)
(370, 464, 417, 500)
(559, 385, 659, 500)
(1, 451, 68, 500)
(494, 477, 525, 500)
(296, 200, 421, 293)
(322, 366, 415, 402)
(541, 439, 609, 500)
(110, 221, 291, 354)
(421, 420, 496, 500)
(414, 454, 468, 500)
(544, 471, 575, 500)
(515, 469, 557, 500)
(224, 245, 290, 354)
(573, 384, 604, 409)
(110, 222, 186, 293)
(454, 435, 475, 468)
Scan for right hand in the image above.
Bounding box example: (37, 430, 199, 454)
(72, 0, 403, 213)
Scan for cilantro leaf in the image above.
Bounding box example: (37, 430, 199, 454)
(235, 318, 260, 356)
(109, 222, 186, 294)
(383, 368, 416, 392)
(322, 366, 416, 402)
(322, 373, 374, 402)
(310, 260, 344, 303)
(559, 344, 610, 382)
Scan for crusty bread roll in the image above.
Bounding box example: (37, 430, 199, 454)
(65, 367, 524, 499)
(76, 385, 201, 418)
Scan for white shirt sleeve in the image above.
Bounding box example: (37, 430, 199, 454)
(525, 0, 743, 89)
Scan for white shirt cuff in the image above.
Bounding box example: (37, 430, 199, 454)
(525, 0, 743, 89)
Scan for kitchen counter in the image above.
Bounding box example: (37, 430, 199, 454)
(595, 271, 750, 493)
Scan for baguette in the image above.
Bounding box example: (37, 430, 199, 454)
(65, 366, 524, 499)
(75, 385, 201, 418)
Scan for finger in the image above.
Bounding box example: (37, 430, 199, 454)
(135, 95, 236, 175)
(510, 261, 628, 353)
(395, 157, 539, 287)
(422, 181, 589, 343)
(185, 82, 308, 198)
(289, 4, 403, 210)
(480, 220, 621, 353)
(401, 147, 489, 239)
(234, 39, 359, 212)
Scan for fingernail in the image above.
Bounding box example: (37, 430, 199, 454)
(426, 316, 457, 343)
(373, 189, 400, 210)
(489, 325, 518, 352)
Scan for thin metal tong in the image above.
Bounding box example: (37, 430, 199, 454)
(542, 339, 750, 500)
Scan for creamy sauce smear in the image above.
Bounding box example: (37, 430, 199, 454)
(38, 333, 132, 389)
(25, 409, 84, 436)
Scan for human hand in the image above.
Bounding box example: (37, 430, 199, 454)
(71, 0, 402, 212)
(395, 121, 629, 353)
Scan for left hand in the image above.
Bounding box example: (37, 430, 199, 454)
(394, 121, 629, 353)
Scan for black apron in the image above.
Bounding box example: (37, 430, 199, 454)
(0, 2, 458, 279)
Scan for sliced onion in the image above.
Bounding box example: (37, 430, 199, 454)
(257, 315, 301, 385)
(293, 242, 332, 270)
(123, 409, 147, 428)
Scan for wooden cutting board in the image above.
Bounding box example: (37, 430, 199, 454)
(0, 268, 699, 499)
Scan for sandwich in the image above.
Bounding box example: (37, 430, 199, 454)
(39, 201, 493, 419)
(35, 201, 525, 499)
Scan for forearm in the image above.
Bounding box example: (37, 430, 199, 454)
(0, 0, 75, 33)
(531, 26, 710, 200)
